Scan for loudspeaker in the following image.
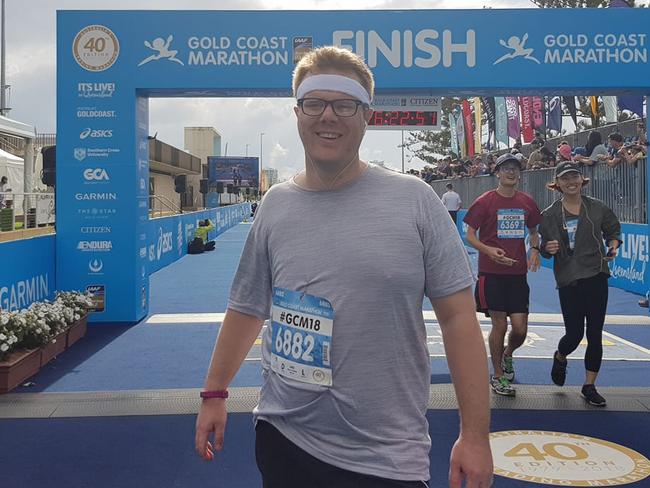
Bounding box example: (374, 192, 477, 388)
(200, 179, 208, 194)
(174, 174, 187, 193)
(234, 186, 240, 195)
(216, 181, 224, 194)
(41, 145, 56, 187)
(226, 183, 234, 194)
(245, 187, 250, 195)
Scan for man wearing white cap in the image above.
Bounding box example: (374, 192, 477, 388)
(195, 46, 492, 488)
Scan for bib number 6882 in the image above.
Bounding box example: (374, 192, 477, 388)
(275, 328, 315, 362)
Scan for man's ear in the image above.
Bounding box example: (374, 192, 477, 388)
(364, 108, 374, 124)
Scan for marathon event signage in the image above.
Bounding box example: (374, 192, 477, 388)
(609, 223, 649, 296)
(0, 236, 55, 312)
(57, 9, 650, 322)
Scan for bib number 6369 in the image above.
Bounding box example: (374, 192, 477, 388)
(275, 327, 315, 362)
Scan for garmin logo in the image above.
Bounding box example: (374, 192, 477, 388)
(75, 192, 117, 201)
(81, 225, 111, 234)
(78, 82, 115, 98)
(83, 168, 110, 181)
(0, 273, 50, 312)
(80, 128, 114, 139)
(333, 29, 476, 68)
(77, 240, 113, 252)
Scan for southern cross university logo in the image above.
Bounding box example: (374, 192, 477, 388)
(494, 34, 540, 65)
(138, 35, 184, 67)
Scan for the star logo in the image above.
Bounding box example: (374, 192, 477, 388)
(138, 35, 184, 67)
(494, 34, 540, 65)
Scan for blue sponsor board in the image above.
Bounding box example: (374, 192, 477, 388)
(57, 9, 650, 322)
(0, 236, 55, 312)
(146, 204, 250, 275)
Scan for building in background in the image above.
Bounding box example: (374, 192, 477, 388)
(262, 167, 279, 191)
(184, 127, 222, 208)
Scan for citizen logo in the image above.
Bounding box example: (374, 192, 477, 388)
(77, 240, 113, 252)
(81, 226, 111, 234)
(78, 82, 116, 98)
(75, 192, 117, 201)
(80, 128, 114, 139)
(83, 168, 110, 181)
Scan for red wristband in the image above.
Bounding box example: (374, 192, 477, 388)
(200, 390, 229, 399)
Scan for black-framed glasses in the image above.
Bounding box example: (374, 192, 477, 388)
(297, 98, 368, 117)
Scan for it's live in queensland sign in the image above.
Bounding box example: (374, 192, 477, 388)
(609, 223, 649, 296)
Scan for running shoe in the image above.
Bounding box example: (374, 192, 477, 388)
(581, 384, 607, 407)
(490, 376, 516, 397)
(501, 355, 515, 382)
(551, 351, 567, 386)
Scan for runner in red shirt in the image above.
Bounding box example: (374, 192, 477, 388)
(464, 153, 542, 396)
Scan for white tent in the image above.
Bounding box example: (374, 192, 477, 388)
(0, 148, 24, 213)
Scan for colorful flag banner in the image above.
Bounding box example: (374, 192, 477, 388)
(506, 97, 521, 141)
(473, 97, 482, 154)
(495, 97, 509, 148)
(462, 99, 475, 157)
(519, 97, 535, 143)
(532, 97, 544, 132)
(564, 96, 578, 127)
(603, 96, 618, 124)
(448, 111, 459, 157)
(547, 96, 562, 132)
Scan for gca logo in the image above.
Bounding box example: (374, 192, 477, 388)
(83, 168, 110, 181)
(80, 128, 113, 139)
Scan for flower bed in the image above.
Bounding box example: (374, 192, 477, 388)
(0, 291, 94, 393)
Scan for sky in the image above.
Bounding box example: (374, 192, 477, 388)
(5, 0, 534, 180)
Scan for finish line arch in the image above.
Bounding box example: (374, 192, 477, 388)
(56, 9, 650, 323)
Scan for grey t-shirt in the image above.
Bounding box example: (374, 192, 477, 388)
(228, 164, 474, 480)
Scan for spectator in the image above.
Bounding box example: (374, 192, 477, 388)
(573, 131, 607, 167)
(557, 143, 573, 163)
(603, 132, 626, 168)
(188, 219, 216, 254)
(0, 176, 9, 208)
(441, 182, 462, 224)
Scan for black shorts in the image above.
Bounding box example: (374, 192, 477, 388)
(475, 273, 530, 315)
(255, 420, 429, 488)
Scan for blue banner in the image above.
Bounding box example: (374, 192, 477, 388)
(608, 223, 649, 296)
(57, 8, 650, 322)
(0, 236, 55, 312)
(146, 204, 250, 276)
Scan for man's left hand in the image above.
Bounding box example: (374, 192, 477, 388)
(449, 436, 493, 488)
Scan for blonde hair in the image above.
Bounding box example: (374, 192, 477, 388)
(292, 46, 374, 100)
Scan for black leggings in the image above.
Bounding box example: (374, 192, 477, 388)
(557, 273, 609, 373)
(255, 420, 429, 488)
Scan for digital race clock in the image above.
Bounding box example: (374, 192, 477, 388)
(368, 110, 438, 130)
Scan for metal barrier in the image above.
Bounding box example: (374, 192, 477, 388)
(0, 192, 55, 240)
(430, 159, 647, 224)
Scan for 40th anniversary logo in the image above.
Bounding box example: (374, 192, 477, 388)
(490, 431, 650, 486)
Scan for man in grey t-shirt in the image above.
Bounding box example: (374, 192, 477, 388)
(195, 46, 493, 488)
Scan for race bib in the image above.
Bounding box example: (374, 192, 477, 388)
(565, 217, 578, 250)
(270, 287, 334, 386)
(497, 208, 525, 239)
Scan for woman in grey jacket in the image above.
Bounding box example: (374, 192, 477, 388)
(538, 161, 621, 407)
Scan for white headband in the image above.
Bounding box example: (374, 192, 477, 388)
(296, 74, 371, 105)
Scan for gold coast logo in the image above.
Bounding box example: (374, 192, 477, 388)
(490, 431, 650, 486)
(73, 25, 120, 72)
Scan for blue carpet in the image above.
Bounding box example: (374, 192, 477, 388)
(9, 223, 650, 393)
(2, 410, 648, 488)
